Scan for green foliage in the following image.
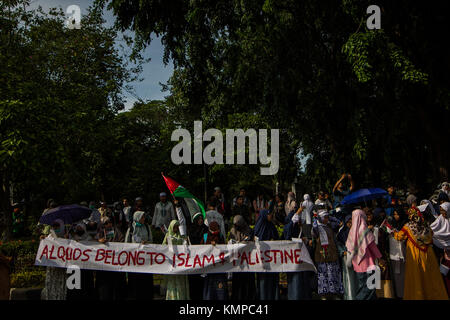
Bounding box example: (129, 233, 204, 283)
(101, 0, 449, 193)
(10, 270, 46, 288)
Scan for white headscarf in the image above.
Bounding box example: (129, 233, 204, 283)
(420, 199, 438, 217)
(129, 211, 152, 243)
(301, 194, 314, 225)
(316, 210, 329, 247)
(430, 203, 450, 249)
(205, 209, 226, 238)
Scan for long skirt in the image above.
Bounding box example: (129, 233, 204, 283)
(231, 273, 256, 300)
(287, 271, 313, 300)
(340, 259, 357, 300)
(317, 262, 344, 296)
(188, 275, 204, 300)
(165, 275, 190, 300)
(128, 273, 153, 300)
(256, 273, 279, 300)
(41, 267, 67, 300)
(390, 259, 405, 298)
(355, 271, 377, 300)
(203, 273, 228, 300)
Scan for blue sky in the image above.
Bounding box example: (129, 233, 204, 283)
(29, 0, 174, 110)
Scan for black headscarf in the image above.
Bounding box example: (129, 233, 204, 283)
(389, 206, 408, 231)
(336, 215, 352, 245)
(188, 214, 208, 244)
(254, 210, 279, 241)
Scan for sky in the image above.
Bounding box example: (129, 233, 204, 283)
(28, 0, 174, 110)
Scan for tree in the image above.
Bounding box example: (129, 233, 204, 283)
(103, 0, 449, 197)
(0, 1, 139, 239)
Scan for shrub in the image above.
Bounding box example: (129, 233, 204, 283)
(10, 270, 46, 288)
(0, 239, 41, 274)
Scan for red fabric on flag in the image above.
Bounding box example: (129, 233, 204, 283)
(162, 174, 181, 194)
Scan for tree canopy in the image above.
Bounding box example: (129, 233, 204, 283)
(101, 0, 449, 194)
(1, 0, 449, 238)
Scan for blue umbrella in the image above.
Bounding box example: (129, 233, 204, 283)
(340, 188, 388, 205)
(39, 204, 92, 225)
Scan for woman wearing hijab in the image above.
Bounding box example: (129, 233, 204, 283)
(430, 202, 450, 294)
(336, 215, 357, 300)
(187, 213, 208, 300)
(420, 199, 438, 223)
(126, 211, 154, 300)
(229, 215, 256, 300)
(254, 209, 279, 300)
(283, 207, 313, 300)
(163, 220, 190, 300)
(66, 222, 95, 300)
(205, 201, 226, 239)
(95, 217, 127, 300)
(281, 192, 296, 224)
(41, 219, 68, 300)
(253, 193, 268, 223)
(387, 207, 408, 298)
(300, 194, 314, 239)
(370, 208, 395, 299)
(202, 221, 228, 300)
(346, 209, 382, 300)
(312, 210, 343, 299)
(391, 207, 448, 299)
(431, 203, 450, 256)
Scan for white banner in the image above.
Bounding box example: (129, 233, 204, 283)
(35, 237, 316, 274)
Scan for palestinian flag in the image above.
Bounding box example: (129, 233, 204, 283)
(380, 219, 394, 233)
(162, 173, 206, 221)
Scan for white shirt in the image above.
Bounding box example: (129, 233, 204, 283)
(152, 201, 176, 229)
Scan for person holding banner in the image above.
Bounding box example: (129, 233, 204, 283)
(229, 215, 256, 300)
(187, 212, 209, 300)
(202, 221, 228, 300)
(96, 217, 127, 300)
(283, 206, 314, 300)
(126, 211, 154, 300)
(254, 209, 279, 300)
(163, 220, 190, 300)
(312, 210, 344, 300)
(66, 222, 96, 300)
(205, 200, 226, 239)
(41, 219, 68, 300)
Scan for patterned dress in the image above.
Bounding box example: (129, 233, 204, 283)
(313, 225, 344, 295)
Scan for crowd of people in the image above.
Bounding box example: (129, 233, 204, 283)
(37, 175, 450, 300)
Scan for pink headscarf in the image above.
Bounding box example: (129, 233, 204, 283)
(346, 209, 376, 265)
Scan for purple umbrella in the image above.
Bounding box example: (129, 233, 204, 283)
(39, 204, 92, 225)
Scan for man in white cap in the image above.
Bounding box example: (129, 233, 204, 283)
(152, 192, 176, 232)
(213, 186, 227, 216)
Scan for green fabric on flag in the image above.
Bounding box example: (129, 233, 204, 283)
(162, 174, 206, 221)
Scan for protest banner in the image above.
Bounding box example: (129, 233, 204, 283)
(35, 237, 316, 274)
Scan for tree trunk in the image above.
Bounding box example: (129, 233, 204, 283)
(1, 171, 12, 241)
